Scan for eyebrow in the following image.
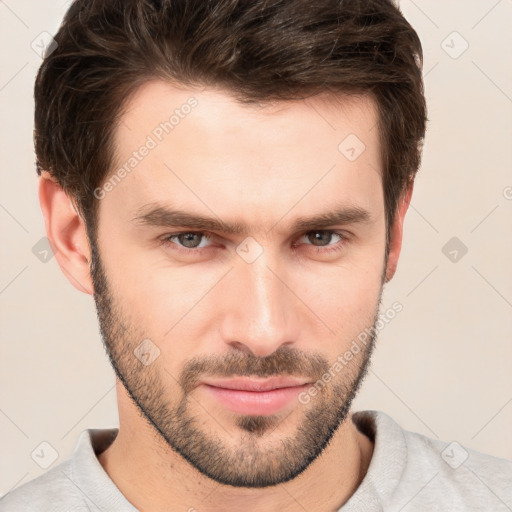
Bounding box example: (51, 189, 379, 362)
(131, 202, 373, 235)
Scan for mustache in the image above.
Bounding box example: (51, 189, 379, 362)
(178, 345, 330, 394)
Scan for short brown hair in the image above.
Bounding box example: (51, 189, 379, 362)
(34, 0, 427, 251)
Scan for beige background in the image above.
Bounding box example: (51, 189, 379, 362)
(1, 0, 511, 495)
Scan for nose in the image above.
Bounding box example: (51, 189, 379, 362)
(218, 251, 301, 358)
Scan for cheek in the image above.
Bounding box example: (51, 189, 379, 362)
(295, 256, 383, 338)
(109, 256, 229, 355)
(122, 269, 203, 329)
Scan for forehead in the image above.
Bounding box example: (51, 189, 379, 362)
(103, 80, 383, 233)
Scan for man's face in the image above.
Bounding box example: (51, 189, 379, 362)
(90, 81, 387, 487)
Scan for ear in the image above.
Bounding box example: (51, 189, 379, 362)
(38, 171, 94, 295)
(384, 178, 414, 283)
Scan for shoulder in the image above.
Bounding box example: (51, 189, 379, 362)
(0, 428, 119, 512)
(401, 425, 512, 506)
(0, 459, 88, 512)
(403, 430, 512, 486)
(352, 410, 512, 510)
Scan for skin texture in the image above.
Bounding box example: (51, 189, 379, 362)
(39, 80, 413, 512)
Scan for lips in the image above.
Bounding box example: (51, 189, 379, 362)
(198, 377, 311, 416)
(201, 376, 310, 392)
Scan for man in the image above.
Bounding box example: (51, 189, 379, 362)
(1, 0, 510, 510)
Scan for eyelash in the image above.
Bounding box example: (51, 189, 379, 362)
(159, 230, 349, 256)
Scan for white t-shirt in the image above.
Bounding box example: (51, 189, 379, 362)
(1, 410, 511, 511)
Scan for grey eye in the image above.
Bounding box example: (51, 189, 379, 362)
(306, 231, 337, 246)
(176, 232, 204, 248)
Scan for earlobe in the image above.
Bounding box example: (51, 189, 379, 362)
(384, 179, 414, 283)
(38, 171, 94, 295)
